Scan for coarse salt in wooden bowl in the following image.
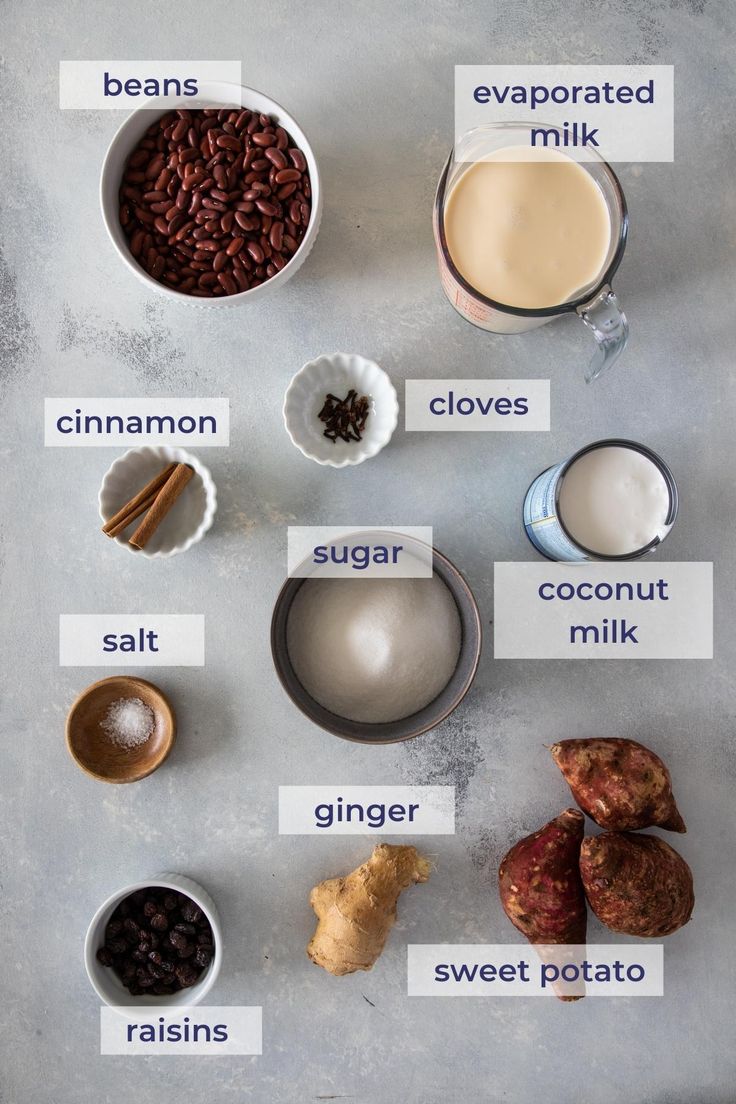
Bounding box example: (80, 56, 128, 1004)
(66, 676, 176, 784)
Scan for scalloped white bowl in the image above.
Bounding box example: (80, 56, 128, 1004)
(99, 446, 217, 558)
(283, 353, 399, 467)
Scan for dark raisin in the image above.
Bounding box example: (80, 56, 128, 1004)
(174, 922, 196, 935)
(123, 919, 140, 941)
(150, 913, 168, 931)
(169, 930, 188, 951)
(96, 947, 114, 967)
(181, 900, 202, 924)
(143, 900, 158, 918)
(163, 893, 179, 911)
(105, 920, 123, 938)
(175, 963, 199, 988)
(195, 946, 212, 968)
(106, 938, 127, 955)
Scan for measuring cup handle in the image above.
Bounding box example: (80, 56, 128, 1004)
(577, 285, 629, 382)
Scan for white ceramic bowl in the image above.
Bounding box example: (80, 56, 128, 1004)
(100, 81, 322, 306)
(283, 353, 399, 467)
(99, 446, 217, 557)
(84, 873, 222, 1010)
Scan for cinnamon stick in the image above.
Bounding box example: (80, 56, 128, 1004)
(105, 488, 158, 538)
(129, 463, 194, 550)
(102, 462, 177, 536)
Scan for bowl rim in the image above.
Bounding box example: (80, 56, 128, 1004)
(65, 675, 177, 783)
(282, 351, 399, 468)
(84, 874, 222, 1011)
(99, 80, 322, 305)
(270, 534, 482, 743)
(98, 444, 217, 558)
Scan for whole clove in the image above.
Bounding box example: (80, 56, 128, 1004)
(318, 390, 370, 443)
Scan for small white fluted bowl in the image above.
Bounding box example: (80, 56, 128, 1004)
(283, 352, 398, 467)
(84, 873, 222, 1012)
(99, 446, 217, 558)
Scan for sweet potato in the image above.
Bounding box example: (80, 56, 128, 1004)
(499, 808, 586, 943)
(499, 809, 587, 1001)
(550, 738, 685, 833)
(580, 832, 694, 937)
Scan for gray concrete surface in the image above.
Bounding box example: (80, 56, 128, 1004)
(1, 0, 734, 1101)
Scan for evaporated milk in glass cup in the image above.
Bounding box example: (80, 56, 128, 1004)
(433, 123, 629, 381)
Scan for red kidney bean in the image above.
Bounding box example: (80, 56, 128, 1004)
(213, 249, 229, 273)
(246, 241, 264, 264)
(269, 221, 284, 251)
(235, 211, 255, 231)
(265, 147, 287, 169)
(277, 182, 298, 200)
(255, 198, 279, 217)
(220, 210, 235, 233)
(226, 236, 244, 256)
(275, 168, 301, 184)
(231, 267, 249, 292)
(145, 155, 165, 179)
(130, 228, 145, 257)
(174, 220, 195, 241)
(216, 135, 241, 152)
(216, 271, 237, 295)
(252, 132, 277, 147)
(289, 148, 307, 172)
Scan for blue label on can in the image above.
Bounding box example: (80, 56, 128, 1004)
(523, 464, 590, 562)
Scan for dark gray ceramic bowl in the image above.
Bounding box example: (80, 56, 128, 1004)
(270, 538, 482, 743)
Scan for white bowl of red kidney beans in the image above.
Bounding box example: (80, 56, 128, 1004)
(100, 82, 321, 304)
(84, 875, 222, 1008)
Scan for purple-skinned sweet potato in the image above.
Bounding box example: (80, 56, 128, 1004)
(580, 832, 694, 937)
(499, 807, 586, 943)
(499, 809, 587, 1001)
(550, 738, 685, 833)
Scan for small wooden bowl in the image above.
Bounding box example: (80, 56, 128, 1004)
(66, 676, 176, 783)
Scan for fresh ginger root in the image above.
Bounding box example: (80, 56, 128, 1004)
(307, 844, 431, 975)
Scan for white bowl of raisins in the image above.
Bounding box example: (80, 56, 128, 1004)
(84, 874, 222, 1009)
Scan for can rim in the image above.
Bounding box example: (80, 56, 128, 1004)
(555, 439, 679, 561)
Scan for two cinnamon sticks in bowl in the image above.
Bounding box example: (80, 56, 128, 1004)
(103, 462, 193, 550)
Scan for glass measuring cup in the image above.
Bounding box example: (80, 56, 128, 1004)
(433, 123, 629, 382)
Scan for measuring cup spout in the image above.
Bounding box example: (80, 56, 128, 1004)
(578, 285, 629, 383)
